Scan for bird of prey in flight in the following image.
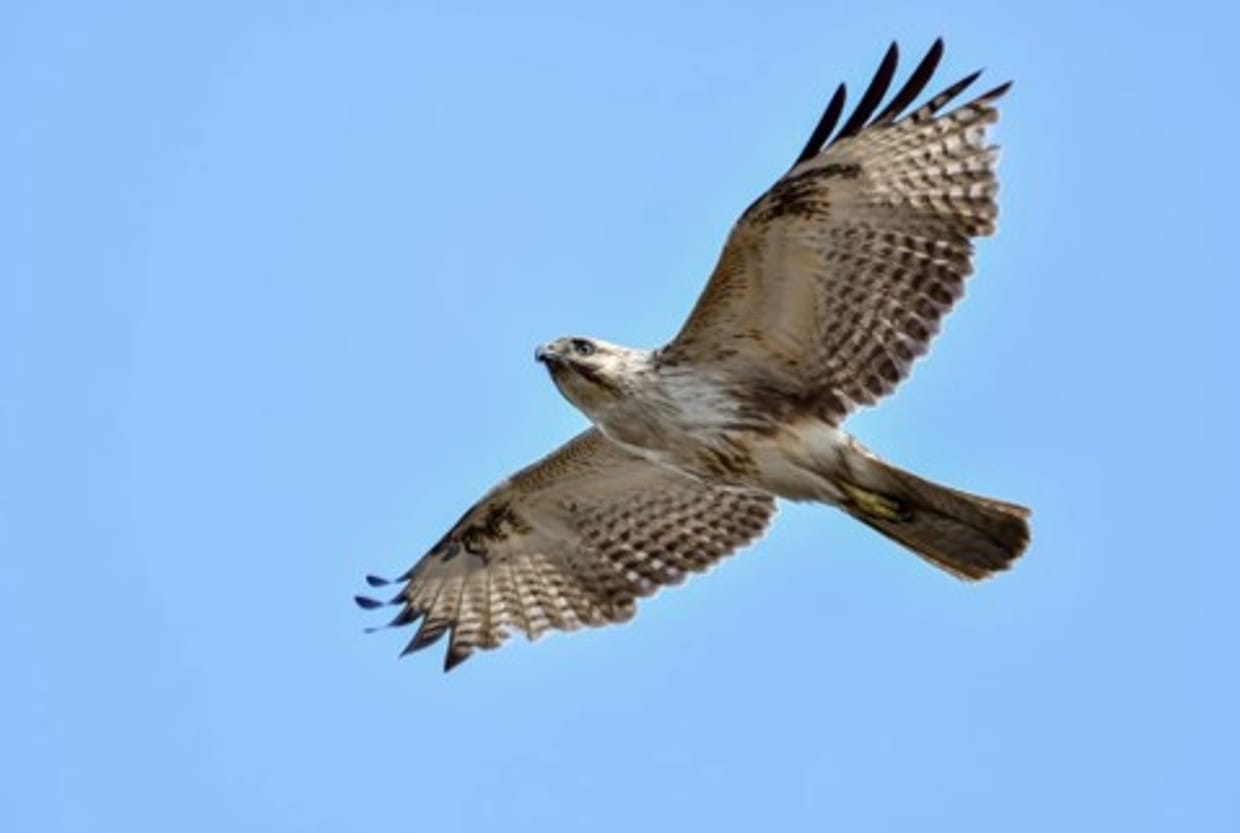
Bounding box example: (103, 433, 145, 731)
(357, 40, 1030, 671)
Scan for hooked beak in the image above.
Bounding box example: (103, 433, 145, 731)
(535, 344, 557, 365)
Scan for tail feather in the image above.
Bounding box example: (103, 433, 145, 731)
(833, 441, 1030, 580)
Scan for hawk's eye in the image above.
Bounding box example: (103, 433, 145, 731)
(571, 339, 595, 357)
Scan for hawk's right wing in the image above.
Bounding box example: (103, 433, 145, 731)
(357, 429, 776, 670)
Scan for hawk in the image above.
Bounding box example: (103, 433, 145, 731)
(357, 40, 1031, 670)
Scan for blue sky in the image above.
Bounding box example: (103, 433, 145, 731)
(4, 1, 1238, 831)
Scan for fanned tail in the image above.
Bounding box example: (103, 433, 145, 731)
(833, 439, 1030, 580)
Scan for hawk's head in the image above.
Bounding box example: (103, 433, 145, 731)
(535, 337, 650, 417)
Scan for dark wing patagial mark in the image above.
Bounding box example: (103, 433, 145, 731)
(739, 161, 862, 226)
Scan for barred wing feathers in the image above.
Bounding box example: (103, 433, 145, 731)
(357, 430, 775, 670)
(664, 40, 1011, 425)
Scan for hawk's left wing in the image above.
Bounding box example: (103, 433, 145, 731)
(357, 429, 775, 670)
(663, 40, 1010, 425)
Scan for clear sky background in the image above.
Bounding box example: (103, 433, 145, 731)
(5, 1, 1238, 831)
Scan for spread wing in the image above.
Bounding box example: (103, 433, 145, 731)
(662, 40, 1010, 425)
(356, 429, 776, 671)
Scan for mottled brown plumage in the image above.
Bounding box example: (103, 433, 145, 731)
(359, 40, 1030, 671)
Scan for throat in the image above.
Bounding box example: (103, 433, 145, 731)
(594, 401, 671, 451)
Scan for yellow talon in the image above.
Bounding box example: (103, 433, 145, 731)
(837, 481, 909, 522)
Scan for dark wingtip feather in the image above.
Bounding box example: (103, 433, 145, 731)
(388, 606, 419, 628)
(834, 41, 900, 141)
(794, 82, 846, 166)
(364, 606, 420, 634)
(917, 68, 984, 120)
(975, 80, 1013, 103)
(443, 644, 472, 672)
(871, 38, 945, 126)
(354, 595, 385, 610)
(401, 617, 449, 657)
(365, 574, 392, 588)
